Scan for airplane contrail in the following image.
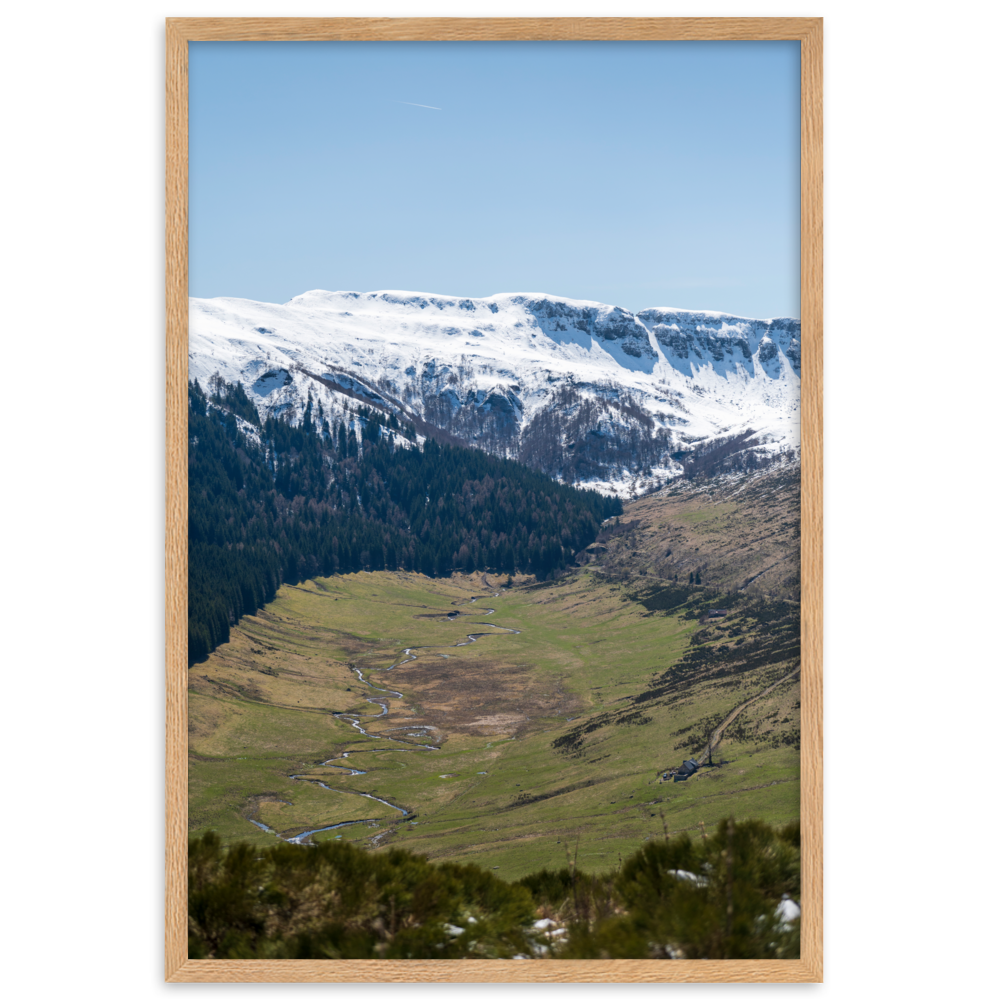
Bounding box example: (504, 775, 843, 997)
(393, 100, 442, 111)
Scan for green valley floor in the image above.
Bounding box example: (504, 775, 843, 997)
(189, 568, 800, 880)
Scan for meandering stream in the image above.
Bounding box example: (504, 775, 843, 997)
(250, 593, 520, 844)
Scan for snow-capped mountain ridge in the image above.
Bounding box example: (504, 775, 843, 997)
(190, 289, 800, 492)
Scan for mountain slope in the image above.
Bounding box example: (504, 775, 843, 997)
(582, 461, 802, 602)
(188, 377, 620, 661)
(190, 290, 800, 492)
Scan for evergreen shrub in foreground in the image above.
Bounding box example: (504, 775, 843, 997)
(189, 819, 800, 959)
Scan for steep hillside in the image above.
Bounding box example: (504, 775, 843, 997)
(582, 462, 801, 602)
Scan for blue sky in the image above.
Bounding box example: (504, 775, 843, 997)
(190, 41, 800, 318)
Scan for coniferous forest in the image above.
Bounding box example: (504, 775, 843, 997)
(188, 377, 621, 664)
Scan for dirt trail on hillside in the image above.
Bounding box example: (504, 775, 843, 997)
(696, 666, 800, 765)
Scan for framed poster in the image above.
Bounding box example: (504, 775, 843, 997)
(165, 18, 823, 982)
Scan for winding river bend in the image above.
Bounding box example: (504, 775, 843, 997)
(250, 593, 520, 845)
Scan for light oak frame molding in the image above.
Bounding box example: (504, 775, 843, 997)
(163, 17, 824, 983)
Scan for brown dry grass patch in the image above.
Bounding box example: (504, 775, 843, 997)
(390, 656, 579, 740)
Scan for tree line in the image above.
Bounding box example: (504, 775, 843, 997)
(188, 377, 621, 663)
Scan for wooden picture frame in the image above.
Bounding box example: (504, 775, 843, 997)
(166, 16, 822, 983)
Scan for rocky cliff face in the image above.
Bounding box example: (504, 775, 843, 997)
(639, 309, 801, 380)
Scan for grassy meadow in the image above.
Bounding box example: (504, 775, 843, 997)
(189, 559, 800, 879)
